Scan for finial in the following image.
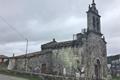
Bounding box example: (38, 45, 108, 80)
(53, 38, 56, 42)
(92, 0, 95, 3)
(103, 36, 105, 41)
(92, 0, 96, 5)
(89, 4, 90, 9)
(13, 53, 15, 57)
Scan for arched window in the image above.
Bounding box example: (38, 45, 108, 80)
(93, 16, 96, 30)
(97, 18, 100, 32)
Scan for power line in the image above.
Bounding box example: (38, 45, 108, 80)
(0, 16, 29, 57)
(0, 16, 27, 40)
(0, 16, 29, 70)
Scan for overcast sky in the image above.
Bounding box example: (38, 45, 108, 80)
(0, 0, 119, 56)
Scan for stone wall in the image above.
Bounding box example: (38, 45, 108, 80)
(27, 52, 53, 74)
(51, 46, 84, 76)
(12, 51, 53, 74)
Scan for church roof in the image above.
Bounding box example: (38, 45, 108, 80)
(41, 39, 84, 50)
(41, 31, 88, 50)
(9, 50, 52, 59)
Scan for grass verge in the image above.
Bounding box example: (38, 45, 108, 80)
(112, 76, 120, 80)
(0, 69, 41, 80)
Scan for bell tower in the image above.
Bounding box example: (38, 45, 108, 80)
(87, 0, 101, 34)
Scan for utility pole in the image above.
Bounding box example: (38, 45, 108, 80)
(73, 34, 76, 40)
(25, 39, 28, 72)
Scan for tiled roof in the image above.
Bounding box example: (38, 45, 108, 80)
(9, 50, 52, 59)
(0, 55, 8, 59)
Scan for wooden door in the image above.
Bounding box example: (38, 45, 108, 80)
(41, 64, 46, 73)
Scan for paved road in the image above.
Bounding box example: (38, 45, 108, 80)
(0, 74, 28, 80)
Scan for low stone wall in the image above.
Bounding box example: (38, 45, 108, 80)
(0, 61, 9, 70)
(40, 75, 103, 80)
(8, 70, 81, 80)
(40, 75, 76, 80)
(6, 70, 105, 80)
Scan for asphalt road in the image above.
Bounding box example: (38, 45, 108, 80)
(0, 74, 28, 80)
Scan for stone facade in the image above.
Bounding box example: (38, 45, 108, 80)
(8, 0, 108, 80)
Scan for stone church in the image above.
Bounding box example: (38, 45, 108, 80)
(8, 0, 108, 80)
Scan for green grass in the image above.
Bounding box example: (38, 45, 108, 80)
(0, 69, 41, 80)
(112, 77, 120, 80)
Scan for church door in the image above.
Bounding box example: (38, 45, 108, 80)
(95, 60, 101, 80)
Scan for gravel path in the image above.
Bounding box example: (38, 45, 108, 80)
(0, 74, 28, 80)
